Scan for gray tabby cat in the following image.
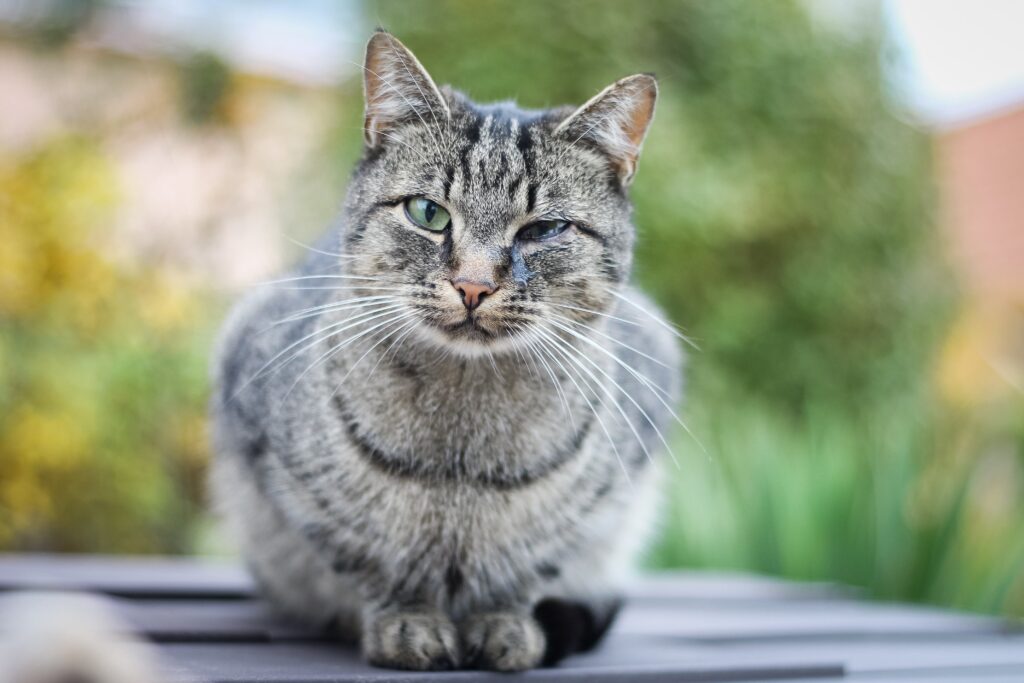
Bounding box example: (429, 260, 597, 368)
(210, 30, 683, 672)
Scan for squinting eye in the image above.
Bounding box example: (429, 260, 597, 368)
(404, 197, 450, 232)
(518, 219, 569, 242)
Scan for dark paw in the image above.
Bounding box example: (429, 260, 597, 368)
(533, 597, 622, 666)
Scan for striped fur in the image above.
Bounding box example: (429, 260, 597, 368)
(209, 31, 682, 672)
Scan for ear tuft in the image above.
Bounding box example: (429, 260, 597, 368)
(555, 74, 658, 185)
(363, 31, 449, 148)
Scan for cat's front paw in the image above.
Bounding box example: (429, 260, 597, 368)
(461, 611, 546, 672)
(361, 609, 460, 671)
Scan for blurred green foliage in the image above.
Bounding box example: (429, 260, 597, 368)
(22, 0, 99, 47)
(0, 138, 213, 552)
(179, 51, 234, 125)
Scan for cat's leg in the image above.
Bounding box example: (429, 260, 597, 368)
(532, 594, 622, 665)
(360, 602, 460, 671)
(460, 608, 547, 671)
(209, 452, 362, 636)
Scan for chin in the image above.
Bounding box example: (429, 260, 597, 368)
(414, 317, 523, 358)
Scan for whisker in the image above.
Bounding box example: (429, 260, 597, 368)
(604, 287, 701, 351)
(286, 236, 359, 260)
(328, 314, 421, 400)
(546, 319, 705, 463)
(231, 303, 407, 399)
(515, 324, 576, 433)
(366, 317, 421, 380)
(283, 309, 417, 403)
(263, 295, 401, 330)
(486, 348, 504, 381)
(531, 327, 631, 485)
(256, 274, 405, 287)
(259, 303, 409, 387)
(535, 326, 659, 467)
(549, 312, 670, 369)
(532, 316, 672, 401)
(545, 302, 644, 328)
(266, 294, 401, 329)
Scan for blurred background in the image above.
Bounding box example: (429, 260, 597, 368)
(1, 0, 1022, 618)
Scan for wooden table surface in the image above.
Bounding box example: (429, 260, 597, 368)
(0, 554, 1022, 682)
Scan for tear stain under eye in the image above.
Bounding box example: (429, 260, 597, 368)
(510, 244, 534, 288)
(439, 229, 455, 266)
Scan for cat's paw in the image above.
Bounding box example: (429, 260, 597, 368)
(361, 609, 460, 671)
(461, 611, 546, 672)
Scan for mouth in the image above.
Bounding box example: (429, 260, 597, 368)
(443, 315, 494, 339)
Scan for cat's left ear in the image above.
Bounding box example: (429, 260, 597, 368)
(555, 74, 658, 186)
(362, 30, 449, 148)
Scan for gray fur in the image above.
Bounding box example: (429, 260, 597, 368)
(209, 31, 682, 672)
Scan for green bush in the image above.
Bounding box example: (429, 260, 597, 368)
(0, 138, 214, 553)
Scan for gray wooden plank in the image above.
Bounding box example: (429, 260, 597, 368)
(158, 642, 843, 683)
(707, 637, 1024, 674)
(627, 573, 856, 604)
(19, 594, 1005, 645)
(4, 555, 1020, 683)
(754, 676, 1024, 683)
(615, 600, 1016, 641)
(0, 554, 254, 599)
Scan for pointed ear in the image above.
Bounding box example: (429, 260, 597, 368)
(362, 31, 449, 148)
(555, 74, 658, 185)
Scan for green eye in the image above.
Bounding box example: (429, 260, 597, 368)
(519, 219, 569, 241)
(404, 197, 450, 232)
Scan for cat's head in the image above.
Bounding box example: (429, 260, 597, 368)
(341, 31, 657, 357)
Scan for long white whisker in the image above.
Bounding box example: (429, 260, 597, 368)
(544, 318, 671, 400)
(545, 302, 644, 328)
(516, 325, 576, 432)
(256, 274, 403, 287)
(263, 296, 401, 330)
(486, 348, 504, 381)
(547, 317, 704, 459)
(283, 309, 416, 403)
(604, 287, 700, 351)
(286, 236, 358, 260)
(531, 327, 631, 484)
(366, 317, 421, 380)
(260, 303, 409, 388)
(550, 312, 669, 369)
(536, 326, 659, 467)
(232, 303, 407, 399)
(329, 313, 420, 399)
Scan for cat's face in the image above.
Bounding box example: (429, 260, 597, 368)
(341, 32, 657, 356)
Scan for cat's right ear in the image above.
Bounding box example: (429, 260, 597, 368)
(362, 30, 449, 149)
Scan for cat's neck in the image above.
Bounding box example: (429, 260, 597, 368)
(325, 323, 600, 486)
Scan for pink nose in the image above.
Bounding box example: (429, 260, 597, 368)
(451, 278, 496, 311)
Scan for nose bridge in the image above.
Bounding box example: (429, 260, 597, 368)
(451, 231, 501, 284)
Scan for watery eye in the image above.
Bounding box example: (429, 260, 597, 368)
(519, 219, 569, 242)
(404, 197, 451, 232)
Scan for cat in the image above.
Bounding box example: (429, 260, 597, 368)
(209, 30, 683, 672)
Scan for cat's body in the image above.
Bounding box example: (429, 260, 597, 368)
(210, 32, 682, 671)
